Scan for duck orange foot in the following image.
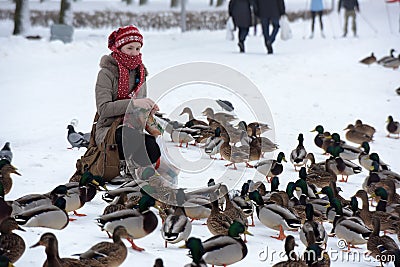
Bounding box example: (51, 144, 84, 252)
(73, 211, 87, 217)
(271, 225, 286, 240)
(128, 238, 145, 251)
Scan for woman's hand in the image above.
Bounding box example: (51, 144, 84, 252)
(133, 98, 159, 114)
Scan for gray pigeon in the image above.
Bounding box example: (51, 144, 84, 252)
(0, 142, 12, 162)
(216, 99, 234, 112)
(67, 125, 90, 149)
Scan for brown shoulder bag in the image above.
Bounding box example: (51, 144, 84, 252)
(72, 113, 121, 182)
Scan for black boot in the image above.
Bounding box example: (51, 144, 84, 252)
(266, 40, 273, 54)
(238, 41, 245, 53)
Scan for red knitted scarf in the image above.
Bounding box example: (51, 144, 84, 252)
(112, 50, 145, 100)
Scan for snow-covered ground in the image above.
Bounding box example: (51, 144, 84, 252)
(0, 0, 399, 266)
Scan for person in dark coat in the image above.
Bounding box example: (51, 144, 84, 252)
(253, 0, 286, 54)
(338, 0, 360, 37)
(229, 0, 253, 53)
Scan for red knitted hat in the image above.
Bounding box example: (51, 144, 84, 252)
(108, 25, 143, 50)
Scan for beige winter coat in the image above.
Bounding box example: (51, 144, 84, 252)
(95, 55, 147, 145)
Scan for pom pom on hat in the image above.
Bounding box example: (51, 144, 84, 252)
(108, 25, 143, 51)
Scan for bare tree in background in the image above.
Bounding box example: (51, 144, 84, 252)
(209, 0, 214, 6)
(139, 0, 148, 5)
(59, 0, 73, 25)
(216, 0, 224, 7)
(171, 0, 180, 8)
(13, 0, 30, 35)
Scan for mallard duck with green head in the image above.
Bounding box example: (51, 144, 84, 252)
(325, 147, 362, 182)
(254, 152, 287, 183)
(318, 186, 352, 223)
(303, 230, 331, 267)
(97, 194, 158, 251)
(374, 180, 400, 212)
(294, 178, 329, 217)
(369, 154, 400, 188)
(311, 125, 335, 154)
(204, 127, 224, 159)
(330, 198, 371, 251)
(0, 217, 25, 263)
(0, 256, 14, 267)
(249, 190, 300, 240)
(232, 182, 254, 226)
(10, 192, 52, 217)
(161, 188, 192, 248)
(369, 152, 391, 171)
(299, 204, 327, 249)
(354, 189, 398, 234)
(371, 187, 400, 223)
(14, 196, 69, 230)
(52, 172, 107, 218)
(328, 133, 362, 161)
(202, 221, 251, 266)
(386, 115, 400, 139)
(294, 168, 319, 199)
(290, 133, 308, 171)
(358, 142, 390, 171)
(184, 237, 207, 267)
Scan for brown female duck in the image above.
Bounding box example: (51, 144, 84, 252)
(367, 217, 399, 266)
(343, 124, 373, 145)
(386, 115, 400, 138)
(272, 235, 307, 267)
(74, 226, 131, 267)
(0, 217, 25, 263)
(0, 159, 21, 195)
(30, 232, 87, 267)
(219, 133, 252, 169)
(0, 182, 11, 225)
(354, 119, 376, 137)
(206, 194, 233, 236)
(354, 189, 398, 233)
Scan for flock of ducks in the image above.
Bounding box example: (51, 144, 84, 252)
(1, 106, 400, 266)
(359, 48, 400, 69)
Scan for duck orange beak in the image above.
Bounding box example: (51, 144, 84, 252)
(29, 240, 43, 248)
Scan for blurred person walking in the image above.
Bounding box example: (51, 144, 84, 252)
(310, 0, 325, 38)
(253, 0, 286, 54)
(229, 0, 253, 53)
(338, 0, 360, 37)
